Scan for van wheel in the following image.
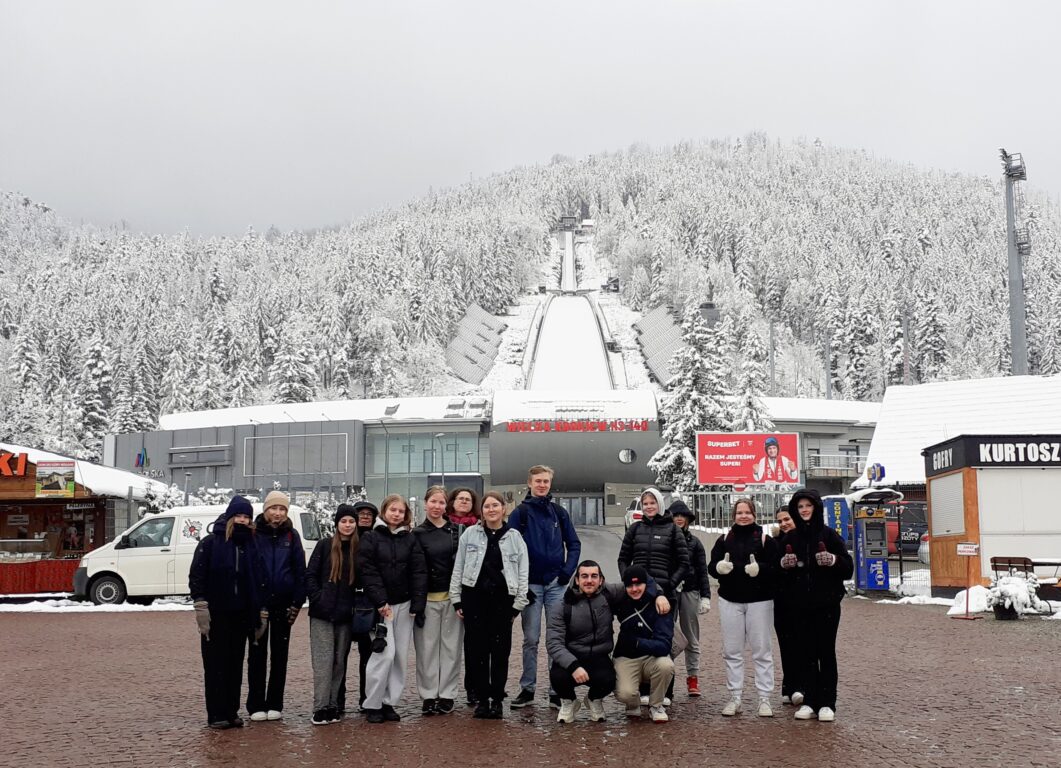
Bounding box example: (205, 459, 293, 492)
(91, 576, 127, 605)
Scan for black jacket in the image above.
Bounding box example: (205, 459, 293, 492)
(778, 488, 854, 606)
(617, 513, 690, 598)
(679, 528, 712, 596)
(305, 537, 357, 623)
(708, 523, 778, 604)
(613, 580, 674, 659)
(254, 514, 307, 609)
(359, 523, 428, 614)
(189, 526, 267, 618)
(413, 519, 460, 594)
(545, 576, 626, 672)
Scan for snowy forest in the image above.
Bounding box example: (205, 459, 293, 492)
(2, 134, 1060, 462)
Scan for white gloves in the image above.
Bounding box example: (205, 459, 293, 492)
(745, 554, 760, 578)
(698, 597, 711, 614)
(715, 553, 734, 575)
(815, 550, 837, 567)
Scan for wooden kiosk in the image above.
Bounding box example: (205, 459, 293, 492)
(922, 434, 1061, 597)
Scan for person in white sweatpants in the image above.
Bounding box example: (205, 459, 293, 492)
(708, 497, 779, 717)
(358, 494, 428, 724)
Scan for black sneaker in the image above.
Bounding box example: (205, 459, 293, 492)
(422, 698, 437, 716)
(488, 699, 504, 719)
(473, 701, 491, 719)
(327, 707, 342, 723)
(207, 720, 231, 730)
(548, 694, 562, 710)
(311, 709, 330, 726)
(436, 698, 455, 714)
(510, 689, 535, 708)
(229, 716, 245, 728)
(381, 704, 401, 722)
(365, 708, 385, 724)
(467, 692, 479, 708)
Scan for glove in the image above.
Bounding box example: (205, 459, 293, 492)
(286, 605, 301, 625)
(698, 597, 711, 614)
(253, 609, 269, 643)
(780, 544, 798, 570)
(194, 600, 211, 640)
(414, 612, 426, 629)
(815, 542, 836, 567)
(745, 554, 760, 578)
(715, 553, 734, 575)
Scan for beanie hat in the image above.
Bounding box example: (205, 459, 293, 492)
(668, 500, 694, 520)
(224, 495, 254, 521)
(622, 565, 650, 587)
(335, 504, 358, 526)
(263, 490, 290, 512)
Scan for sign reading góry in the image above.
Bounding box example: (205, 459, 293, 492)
(696, 433, 801, 486)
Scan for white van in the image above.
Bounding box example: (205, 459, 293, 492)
(73, 504, 321, 605)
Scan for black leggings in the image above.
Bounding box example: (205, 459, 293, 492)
(461, 588, 515, 702)
(796, 603, 841, 710)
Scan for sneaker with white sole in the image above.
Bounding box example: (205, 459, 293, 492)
(780, 695, 792, 705)
(266, 710, 282, 721)
(757, 699, 773, 717)
(586, 698, 606, 722)
(649, 705, 669, 722)
(794, 705, 816, 720)
(818, 707, 835, 722)
(791, 691, 805, 706)
(721, 698, 742, 716)
(662, 697, 672, 707)
(249, 711, 268, 722)
(556, 699, 581, 724)
(639, 695, 650, 706)
(626, 702, 642, 718)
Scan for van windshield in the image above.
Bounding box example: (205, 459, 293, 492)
(300, 512, 322, 541)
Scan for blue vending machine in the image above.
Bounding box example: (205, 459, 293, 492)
(854, 506, 890, 591)
(822, 495, 851, 545)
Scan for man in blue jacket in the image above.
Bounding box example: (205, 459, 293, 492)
(613, 566, 675, 723)
(507, 465, 581, 708)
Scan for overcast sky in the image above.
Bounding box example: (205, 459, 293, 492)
(2, 0, 1059, 236)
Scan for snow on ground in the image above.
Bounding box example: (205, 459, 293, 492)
(528, 295, 612, 390)
(0, 596, 193, 613)
(596, 292, 658, 393)
(461, 293, 542, 394)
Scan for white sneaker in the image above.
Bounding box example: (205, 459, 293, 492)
(794, 705, 816, 720)
(266, 710, 282, 721)
(781, 695, 792, 705)
(249, 711, 268, 722)
(639, 695, 650, 706)
(626, 702, 642, 718)
(791, 691, 805, 706)
(757, 699, 773, 717)
(662, 697, 672, 707)
(818, 707, 835, 722)
(649, 705, 669, 722)
(721, 698, 741, 716)
(586, 698, 606, 722)
(557, 699, 580, 723)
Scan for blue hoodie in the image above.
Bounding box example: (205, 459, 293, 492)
(507, 493, 581, 586)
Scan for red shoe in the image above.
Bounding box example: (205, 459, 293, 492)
(687, 676, 701, 697)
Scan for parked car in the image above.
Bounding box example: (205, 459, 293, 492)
(73, 503, 321, 605)
(918, 532, 930, 565)
(624, 501, 643, 530)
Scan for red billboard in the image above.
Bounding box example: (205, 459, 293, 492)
(696, 433, 801, 486)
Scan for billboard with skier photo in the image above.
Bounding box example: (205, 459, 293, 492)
(696, 433, 800, 486)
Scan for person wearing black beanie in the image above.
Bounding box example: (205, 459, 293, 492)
(667, 500, 711, 698)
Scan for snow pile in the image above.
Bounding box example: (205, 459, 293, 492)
(891, 568, 931, 597)
(878, 594, 954, 607)
(987, 573, 1050, 615)
(946, 585, 991, 615)
(0, 596, 193, 613)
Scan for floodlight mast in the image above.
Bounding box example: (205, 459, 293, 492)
(1000, 148, 1030, 376)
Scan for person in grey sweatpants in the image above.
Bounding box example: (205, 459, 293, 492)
(304, 508, 359, 725)
(708, 498, 778, 718)
(667, 501, 712, 698)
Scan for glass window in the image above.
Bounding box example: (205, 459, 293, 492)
(299, 512, 322, 541)
(388, 435, 409, 474)
(129, 517, 174, 548)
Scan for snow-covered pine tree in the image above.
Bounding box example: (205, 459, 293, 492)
(270, 327, 317, 403)
(731, 326, 775, 432)
(75, 336, 113, 460)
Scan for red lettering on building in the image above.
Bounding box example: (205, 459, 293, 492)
(0, 452, 29, 477)
(505, 419, 651, 434)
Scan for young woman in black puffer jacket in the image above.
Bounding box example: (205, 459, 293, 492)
(708, 497, 778, 718)
(617, 487, 690, 601)
(777, 488, 853, 723)
(358, 494, 428, 724)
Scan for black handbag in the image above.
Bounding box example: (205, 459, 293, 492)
(351, 590, 377, 635)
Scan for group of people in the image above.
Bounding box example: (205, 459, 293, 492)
(188, 465, 851, 730)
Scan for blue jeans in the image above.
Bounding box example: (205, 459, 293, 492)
(520, 579, 566, 693)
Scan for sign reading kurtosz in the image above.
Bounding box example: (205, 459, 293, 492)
(923, 434, 1061, 478)
(696, 432, 801, 485)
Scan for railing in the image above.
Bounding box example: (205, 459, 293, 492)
(805, 454, 862, 474)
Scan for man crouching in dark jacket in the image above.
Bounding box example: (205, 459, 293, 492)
(613, 566, 675, 723)
(246, 491, 306, 721)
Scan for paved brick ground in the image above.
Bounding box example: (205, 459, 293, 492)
(4, 594, 1060, 768)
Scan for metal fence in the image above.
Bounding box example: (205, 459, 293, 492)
(682, 490, 791, 531)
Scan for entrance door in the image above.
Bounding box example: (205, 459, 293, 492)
(556, 496, 605, 526)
